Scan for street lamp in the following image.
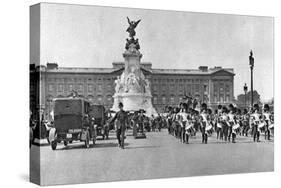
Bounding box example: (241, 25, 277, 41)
(249, 50, 254, 109)
(243, 83, 248, 109)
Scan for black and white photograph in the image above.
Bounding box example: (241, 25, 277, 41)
(29, 2, 274, 186)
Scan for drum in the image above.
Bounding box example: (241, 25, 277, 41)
(258, 122, 265, 129)
(232, 124, 240, 134)
(233, 124, 240, 130)
(185, 124, 194, 135)
(217, 123, 222, 129)
(205, 125, 213, 135)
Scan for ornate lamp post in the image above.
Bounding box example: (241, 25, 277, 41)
(243, 83, 248, 109)
(249, 50, 254, 109)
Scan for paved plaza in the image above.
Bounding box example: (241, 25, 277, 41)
(30, 129, 274, 185)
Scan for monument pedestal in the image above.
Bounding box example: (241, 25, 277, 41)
(111, 43, 156, 116)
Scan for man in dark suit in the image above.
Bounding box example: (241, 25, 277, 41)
(111, 102, 128, 149)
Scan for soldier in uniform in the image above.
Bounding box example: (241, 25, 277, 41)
(251, 104, 261, 142)
(200, 103, 209, 144)
(215, 105, 223, 140)
(221, 106, 229, 141)
(167, 106, 173, 134)
(110, 102, 129, 149)
(241, 109, 250, 137)
(227, 104, 236, 143)
(263, 104, 271, 140)
(179, 104, 188, 143)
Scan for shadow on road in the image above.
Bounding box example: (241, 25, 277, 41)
(57, 142, 129, 150)
(126, 145, 160, 149)
(94, 142, 129, 148)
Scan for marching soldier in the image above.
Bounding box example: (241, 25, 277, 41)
(179, 104, 188, 143)
(263, 104, 271, 140)
(221, 106, 229, 141)
(215, 106, 223, 140)
(167, 106, 173, 134)
(251, 104, 261, 142)
(241, 109, 250, 137)
(227, 104, 236, 143)
(110, 102, 129, 149)
(200, 103, 209, 144)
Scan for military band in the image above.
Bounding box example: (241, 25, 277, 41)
(164, 102, 274, 144)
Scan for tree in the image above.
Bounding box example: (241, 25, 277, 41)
(236, 90, 261, 106)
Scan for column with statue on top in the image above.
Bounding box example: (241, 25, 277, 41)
(112, 17, 156, 117)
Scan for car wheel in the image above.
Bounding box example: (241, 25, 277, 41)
(51, 141, 57, 150)
(63, 141, 68, 146)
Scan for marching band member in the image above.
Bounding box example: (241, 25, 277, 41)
(241, 109, 250, 137)
(167, 106, 173, 134)
(215, 105, 223, 140)
(221, 106, 229, 141)
(263, 104, 271, 140)
(200, 103, 209, 144)
(172, 107, 179, 138)
(227, 104, 237, 143)
(251, 104, 261, 142)
(179, 104, 189, 143)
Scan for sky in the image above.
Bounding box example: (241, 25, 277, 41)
(38, 3, 274, 101)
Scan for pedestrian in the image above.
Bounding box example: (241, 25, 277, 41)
(110, 102, 128, 149)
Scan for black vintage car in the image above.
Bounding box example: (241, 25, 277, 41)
(49, 98, 97, 150)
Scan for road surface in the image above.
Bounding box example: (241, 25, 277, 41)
(30, 129, 274, 185)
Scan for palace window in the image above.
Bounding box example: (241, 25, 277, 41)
(226, 95, 230, 102)
(98, 84, 102, 92)
(88, 84, 93, 92)
(48, 84, 53, 92)
(153, 85, 157, 93)
(162, 96, 166, 104)
(107, 84, 112, 92)
(204, 85, 208, 93)
(170, 96, 175, 104)
(153, 96, 158, 104)
(97, 96, 103, 103)
(195, 84, 199, 93)
(78, 84, 83, 92)
(220, 96, 224, 103)
(68, 84, 73, 91)
(58, 84, 63, 92)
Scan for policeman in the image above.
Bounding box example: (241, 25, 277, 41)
(111, 102, 129, 149)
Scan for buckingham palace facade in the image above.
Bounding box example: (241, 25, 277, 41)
(30, 62, 235, 119)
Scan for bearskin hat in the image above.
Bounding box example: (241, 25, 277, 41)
(222, 106, 228, 113)
(201, 103, 207, 110)
(236, 108, 241, 114)
(253, 103, 259, 110)
(264, 104, 270, 111)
